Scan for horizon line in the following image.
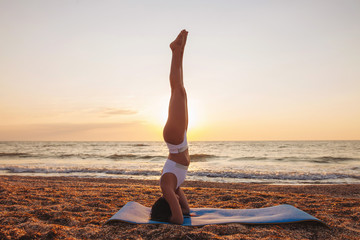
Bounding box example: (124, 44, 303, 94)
(1, 139, 359, 142)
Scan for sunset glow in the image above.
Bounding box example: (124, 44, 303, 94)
(1, 0, 359, 141)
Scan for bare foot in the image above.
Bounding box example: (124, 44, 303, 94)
(170, 29, 188, 52)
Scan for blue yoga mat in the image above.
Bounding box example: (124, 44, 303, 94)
(107, 201, 324, 226)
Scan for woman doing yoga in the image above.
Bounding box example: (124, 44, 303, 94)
(150, 29, 190, 225)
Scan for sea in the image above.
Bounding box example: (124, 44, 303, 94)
(0, 141, 359, 184)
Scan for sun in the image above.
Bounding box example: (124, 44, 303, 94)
(187, 101, 199, 131)
(155, 96, 201, 132)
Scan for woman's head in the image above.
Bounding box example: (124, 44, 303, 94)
(150, 197, 171, 222)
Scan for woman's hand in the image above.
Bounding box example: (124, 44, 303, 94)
(184, 212, 198, 217)
(176, 187, 190, 215)
(169, 214, 184, 225)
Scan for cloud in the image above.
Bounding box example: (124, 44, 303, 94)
(0, 121, 157, 141)
(82, 107, 137, 117)
(102, 108, 137, 116)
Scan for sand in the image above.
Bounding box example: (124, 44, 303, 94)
(0, 176, 359, 239)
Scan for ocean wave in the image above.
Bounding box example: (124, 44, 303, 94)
(231, 156, 268, 161)
(0, 166, 160, 176)
(0, 152, 100, 160)
(40, 143, 79, 147)
(0, 152, 33, 158)
(128, 143, 150, 147)
(58, 153, 95, 159)
(0, 166, 100, 174)
(1, 166, 359, 182)
(315, 156, 359, 163)
(107, 154, 138, 160)
(139, 155, 164, 160)
(190, 154, 217, 162)
(0, 151, 164, 161)
(106, 154, 164, 160)
(232, 156, 360, 163)
(190, 171, 360, 181)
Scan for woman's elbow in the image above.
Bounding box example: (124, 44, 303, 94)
(182, 207, 190, 216)
(170, 215, 183, 225)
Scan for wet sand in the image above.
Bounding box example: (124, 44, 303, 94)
(0, 176, 359, 239)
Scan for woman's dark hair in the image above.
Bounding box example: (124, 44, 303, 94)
(150, 197, 171, 222)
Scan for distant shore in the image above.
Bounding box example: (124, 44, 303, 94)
(0, 176, 359, 239)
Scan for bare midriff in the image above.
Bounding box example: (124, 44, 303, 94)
(168, 149, 190, 166)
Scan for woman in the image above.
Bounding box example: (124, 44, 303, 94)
(150, 29, 190, 225)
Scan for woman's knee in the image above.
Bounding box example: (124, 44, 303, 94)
(171, 87, 186, 97)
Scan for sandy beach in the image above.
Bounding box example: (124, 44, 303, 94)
(0, 176, 359, 239)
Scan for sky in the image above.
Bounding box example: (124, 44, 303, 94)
(0, 0, 359, 141)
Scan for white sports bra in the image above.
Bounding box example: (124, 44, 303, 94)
(165, 131, 188, 154)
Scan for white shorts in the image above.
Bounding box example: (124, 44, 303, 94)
(161, 159, 188, 189)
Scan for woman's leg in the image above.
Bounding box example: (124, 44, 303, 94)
(163, 30, 188, 144)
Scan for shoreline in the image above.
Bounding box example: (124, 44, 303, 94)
(1, 173, 358, 185)
(1, 175, 359, 239)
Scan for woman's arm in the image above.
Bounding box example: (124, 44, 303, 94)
(160, 175, 184, 225)
(176, 187, 190, 215)
(163, 189, 184, 224)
